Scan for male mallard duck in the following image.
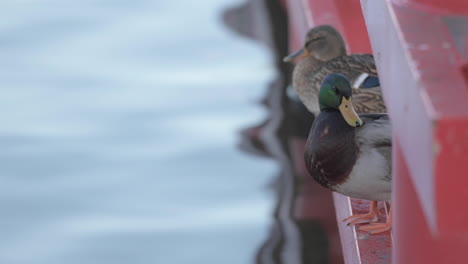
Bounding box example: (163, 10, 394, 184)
(284, 25, 386, 115)
(304, 73, 392, 234)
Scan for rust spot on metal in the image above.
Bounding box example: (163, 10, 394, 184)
(462, 63, 468, 91)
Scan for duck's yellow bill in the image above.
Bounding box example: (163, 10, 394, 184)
(283, 48, 309, 62)
(338, 97, 363, 127)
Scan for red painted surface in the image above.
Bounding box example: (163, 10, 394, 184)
(284, 0, 393, 263)
(393, 0, 468, 14)
(361, 0, 468, 263)
(435, 120, 468, 234)
(334, 194, 392, 264)
(394, 141, 468, 264)
(393, 141, 433, 263)
(304, 0, 372, 53)
(286, 0, 372, 54)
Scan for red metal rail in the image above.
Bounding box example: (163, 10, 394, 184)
(361, 0, 468, 263)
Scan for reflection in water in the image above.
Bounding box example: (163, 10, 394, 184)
(223, 0, 344, 263)
(0, 0, 344, 263)
(0, 1, 276, 264)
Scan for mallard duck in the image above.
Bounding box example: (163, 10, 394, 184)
(284, 25, 386, 115)
(304, 73, 392, 234)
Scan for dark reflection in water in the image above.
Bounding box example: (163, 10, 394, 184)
(0, 1, 276, 263)
(223, 0, 344, 264)
(0, 0, 344, 262)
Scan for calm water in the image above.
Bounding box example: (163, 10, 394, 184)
(0, 1, 277, 263)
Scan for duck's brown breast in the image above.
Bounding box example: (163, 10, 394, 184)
(304, 111, 359, 190)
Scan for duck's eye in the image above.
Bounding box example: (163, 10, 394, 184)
(305, 37, 324, 46)
(332, 86, 339, 94)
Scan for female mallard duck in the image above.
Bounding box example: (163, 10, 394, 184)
(284, 25, 386, 115)
(305, 73, 392, 234)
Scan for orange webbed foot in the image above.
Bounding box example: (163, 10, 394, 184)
(343, 201, 379, 226)
(356, 221, 391, 235)
(357, 205, 392, 235)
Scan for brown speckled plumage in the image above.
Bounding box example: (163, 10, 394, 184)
(285, 25, 386, 115)
(353, 89, 386, 113)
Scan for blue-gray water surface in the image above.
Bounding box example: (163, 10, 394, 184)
(0, 1, 277, 263)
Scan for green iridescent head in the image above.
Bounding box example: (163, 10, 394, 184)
(318, 73, 363, 127)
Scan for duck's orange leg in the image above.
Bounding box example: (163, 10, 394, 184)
(343, 201, 379, 226)
(357, 205, 392, 235)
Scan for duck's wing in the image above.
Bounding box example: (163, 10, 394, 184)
(316, 54, 378, 89)
(343, 54, 378, 75)
(343, 54, 379, 89)
(356, 114, 392, 181)
(353, 75, 379, 89)
(357, 114, 391, 146)
(352, 88, 387, 113)
(323, 54, 377, 75)
(344, 55, 386, 112)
